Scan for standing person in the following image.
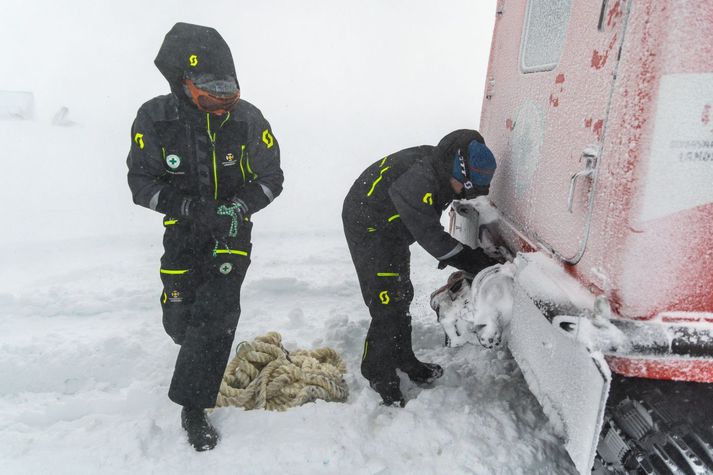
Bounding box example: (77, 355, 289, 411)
(127, 23, 283, 450)
(342, 129, 498, 406)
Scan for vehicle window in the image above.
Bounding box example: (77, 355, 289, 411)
(520, 0, 571, 73)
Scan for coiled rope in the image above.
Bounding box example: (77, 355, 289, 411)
(216, 332, 349, 411)
(216, 201, 242, 238)
(212, 202, 244, 257)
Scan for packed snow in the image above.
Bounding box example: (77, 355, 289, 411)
(0, 225, 577, 474)
(1, 1, 578, 474)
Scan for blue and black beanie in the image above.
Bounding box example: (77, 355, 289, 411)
(452, 140, 497, 186)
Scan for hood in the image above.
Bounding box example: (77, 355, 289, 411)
(154, 22, 239, 97)
(431, 129, 485, 183)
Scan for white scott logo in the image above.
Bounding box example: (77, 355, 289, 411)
(219, 263, 233, 275)
(166, 154, 181, 169)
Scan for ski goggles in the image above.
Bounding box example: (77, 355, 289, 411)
(184, 77, 240, 115)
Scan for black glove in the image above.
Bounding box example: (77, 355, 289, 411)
(191, 198, 248, 239)
(156, 187, 194, 218)
(156, 188, 248, 238)
(189, 199, 230, 238)
(439, 246, 500, 273)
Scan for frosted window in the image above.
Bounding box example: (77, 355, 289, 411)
(520, 0, 572, 73)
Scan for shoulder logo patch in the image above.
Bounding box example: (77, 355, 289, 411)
(262, 129, 274, 149)
(134, 133, 144, 149)
(422, 193, 433, 205)
(189, 54, 198, 67)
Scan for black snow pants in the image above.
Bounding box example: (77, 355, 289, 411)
(342, 220, 422, 386)
(159, 218, 251, 408)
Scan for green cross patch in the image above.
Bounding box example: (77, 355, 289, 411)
(166, 154, 181, 170)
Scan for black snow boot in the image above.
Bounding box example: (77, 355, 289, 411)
(369, 376, 406, 407)
(400, 360, 444, 384)
(361, 324, 406, 407)
(397, 317, 444, 384)
(181, 406, 219, 451)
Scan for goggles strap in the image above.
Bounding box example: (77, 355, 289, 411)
(457, 149, 473, 189)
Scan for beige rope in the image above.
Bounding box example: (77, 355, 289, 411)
(215, 332, 349, 411)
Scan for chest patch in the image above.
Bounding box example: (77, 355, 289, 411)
(166, 154, 182, 170)
(222, 152, 237, 167)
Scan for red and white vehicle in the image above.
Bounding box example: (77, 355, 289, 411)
(442, 1, 713, 473)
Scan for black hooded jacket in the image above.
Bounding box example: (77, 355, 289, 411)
(343, 130, 483, 261)
(127, 23, 283, 218)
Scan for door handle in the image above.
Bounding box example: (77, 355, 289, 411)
(567, 148, 599, 213)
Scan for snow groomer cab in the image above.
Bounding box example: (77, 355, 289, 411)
(444, 1, 713, 473)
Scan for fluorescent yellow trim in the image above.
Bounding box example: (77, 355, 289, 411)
(387, 214, 400, 222)
(246, 155, 257, 179)
(207, 113, 218, 200)
(366, 166, 391, 197)
(214, 249, 249, 256)
(212, 147, 218, 200)
(377, 272, 399, 277)
(240, 145, 247, 183)
(160, 269, 189, 275)
(379, 156, 389, 167)
(163, 219, 178, 226)
(162, 292, 168, 304)
(362, 341, 368, 360)
(367, 227, 377, 233)
(367, 176, 384, 196)
(220, 112, 231, 128)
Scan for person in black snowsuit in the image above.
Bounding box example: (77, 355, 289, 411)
(342, 129, 498, 406)
(126, 23, 283, 450)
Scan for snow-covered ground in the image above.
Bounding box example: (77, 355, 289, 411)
(0, 226, 576, 474)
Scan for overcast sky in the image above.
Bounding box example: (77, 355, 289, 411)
(1, 0, 496, 237)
